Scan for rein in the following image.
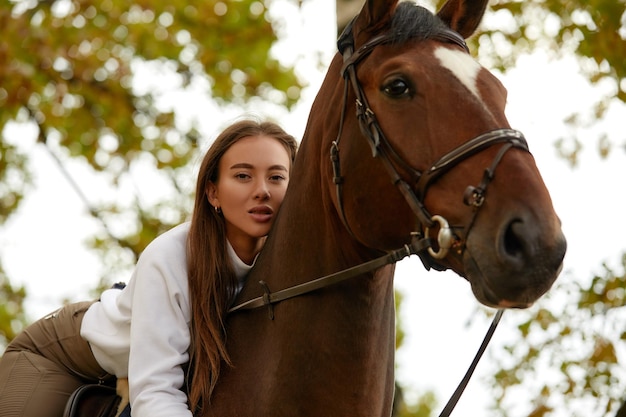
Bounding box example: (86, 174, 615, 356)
(228, 233, 431, 316)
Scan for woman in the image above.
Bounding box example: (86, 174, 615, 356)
(0, 118, 298, 417)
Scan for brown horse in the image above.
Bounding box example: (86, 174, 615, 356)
(208, 0, 566, 415)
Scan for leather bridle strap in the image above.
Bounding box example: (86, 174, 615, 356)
(338, 33, 438, 230)
(228, 233, 431, 315)
(416, 129, 529, 201)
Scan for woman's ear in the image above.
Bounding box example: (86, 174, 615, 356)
(206, 182, 219, 208)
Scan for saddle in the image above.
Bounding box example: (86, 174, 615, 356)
(63, 378, 129, 417)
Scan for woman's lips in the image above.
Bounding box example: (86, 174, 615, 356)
(249, 205, 274, 223)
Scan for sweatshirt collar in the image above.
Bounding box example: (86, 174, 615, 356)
(226, 240, 256, 282)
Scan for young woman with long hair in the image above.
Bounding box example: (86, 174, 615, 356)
(0, 118, 298, 417)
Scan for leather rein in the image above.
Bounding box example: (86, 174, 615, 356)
(229, 20, 528, 417)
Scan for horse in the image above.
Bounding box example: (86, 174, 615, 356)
(205, 0, 567, 415)
(64, 0, 566, 416)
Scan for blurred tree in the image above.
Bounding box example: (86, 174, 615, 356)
(0, 262, 27, 350)
(0, 138, 30, 343)
(472, 0, 626, 166)
(0, 0, 304, 337)
(489, 258, 626, 416)
(1, 0, 302, 261)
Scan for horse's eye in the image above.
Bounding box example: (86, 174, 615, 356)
(383, 78, 411, 98)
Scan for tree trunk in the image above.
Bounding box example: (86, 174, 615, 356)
(336, 0, 365, 35)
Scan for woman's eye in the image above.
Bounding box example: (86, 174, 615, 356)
(270, 174, 286, 182)
(235, 173, 251, 180)
(383, 78, 411, 98)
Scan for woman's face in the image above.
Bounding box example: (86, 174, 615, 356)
(207, 135, 292, 258)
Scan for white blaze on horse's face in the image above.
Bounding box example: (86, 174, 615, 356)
(434, 47, 483, 101)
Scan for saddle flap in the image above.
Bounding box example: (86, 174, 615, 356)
(63, 384, 121, 417)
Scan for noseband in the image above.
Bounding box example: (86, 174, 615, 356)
(332, 19, 529, 269)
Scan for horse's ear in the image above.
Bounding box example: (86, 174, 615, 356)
(436, 0, 489, 38)
(353, 0, 398, 36)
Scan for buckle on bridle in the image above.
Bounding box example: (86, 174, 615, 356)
(425, 215, 455, 259)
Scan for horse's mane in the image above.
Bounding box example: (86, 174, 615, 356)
(388, 2, 448, 43)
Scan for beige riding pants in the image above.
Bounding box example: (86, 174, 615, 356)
(0, 301, 113, 417)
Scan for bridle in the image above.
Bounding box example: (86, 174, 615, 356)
(332, 18, 530, 270)
(229, 19, 529, 417)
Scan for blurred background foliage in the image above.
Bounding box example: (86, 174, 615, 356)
(0, 0, 303, 299)
(474, 0, 626, 167)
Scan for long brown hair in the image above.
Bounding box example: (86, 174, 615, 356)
(186, 118, 297, 412)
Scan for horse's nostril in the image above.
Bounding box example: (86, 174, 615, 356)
(501, 219, 529, 265)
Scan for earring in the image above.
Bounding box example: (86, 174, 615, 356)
(215, 206, 222, 214)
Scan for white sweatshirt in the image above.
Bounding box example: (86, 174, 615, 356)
(80, 222, 251, 417)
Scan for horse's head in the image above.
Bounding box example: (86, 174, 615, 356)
(315, 0, 566, 308)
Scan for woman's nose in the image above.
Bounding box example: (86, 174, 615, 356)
(255, 181, 271, 200)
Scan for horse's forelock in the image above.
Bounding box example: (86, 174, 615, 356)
(389, 2, 449, 44)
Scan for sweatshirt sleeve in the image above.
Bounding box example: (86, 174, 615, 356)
(125, 224, 193, 417)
